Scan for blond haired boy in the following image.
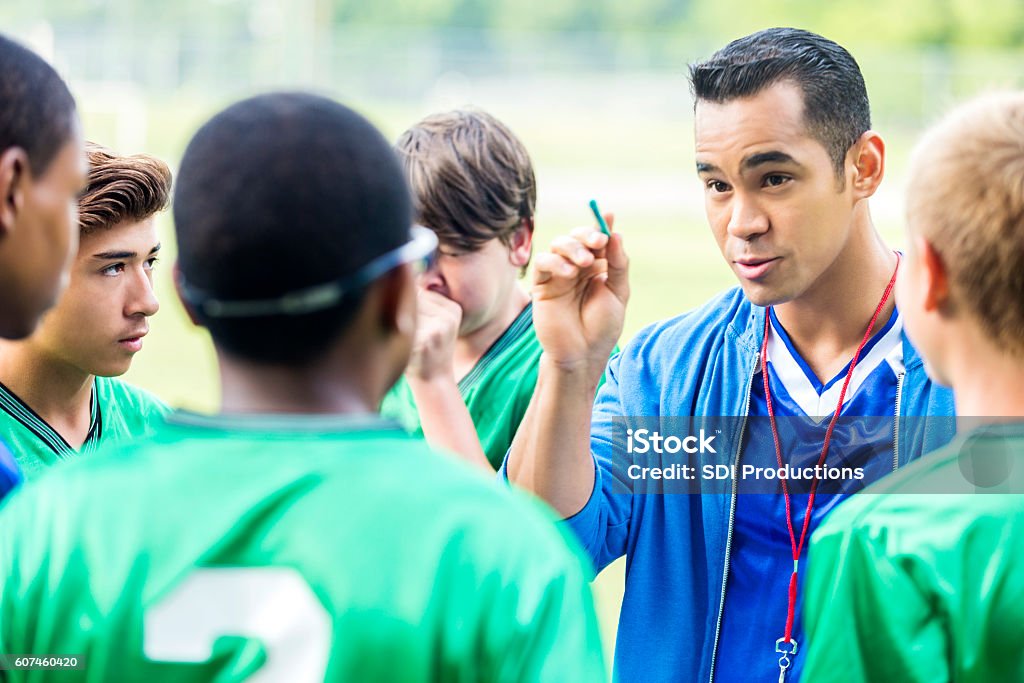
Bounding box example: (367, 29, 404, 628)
(803, 92, 1024, 682)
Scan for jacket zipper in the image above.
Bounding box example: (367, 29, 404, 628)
(892, 371, 905, 471)
(708, 350, 758, 683)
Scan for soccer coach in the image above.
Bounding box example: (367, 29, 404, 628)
(503, 28, 955, 683)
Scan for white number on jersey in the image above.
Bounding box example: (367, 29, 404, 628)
(144, 567, 331, 682)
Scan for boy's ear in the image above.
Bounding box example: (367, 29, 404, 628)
(916, 235, 952, 314)
(172, 261, 203, 326)
(849, 131, 885, 199)
(508, 217, 534, 268)
(0, 147, 29, 240)
(376, 262, 416, 338)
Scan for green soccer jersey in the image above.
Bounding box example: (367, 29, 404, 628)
(803, 422, 1024, 682)
(0, 376, 167, 480)
(382, 302, 540, 469)
(0, 411, 606, 683)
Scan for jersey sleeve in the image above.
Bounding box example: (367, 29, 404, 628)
(802, 501, 950, 683)
(0, 472, 107, 678)
(0, 478, 41, 664)
(449, 503, 607, 683)
(137, 386, 171, 420)
(378, 377, 422, 435)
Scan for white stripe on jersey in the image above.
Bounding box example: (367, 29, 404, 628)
(760, 310, 904, 421)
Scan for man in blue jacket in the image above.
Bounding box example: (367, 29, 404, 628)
(505, 28, 955, 683)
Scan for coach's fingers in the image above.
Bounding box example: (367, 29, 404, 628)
(533, 251, 580, 287)
(586, 257, 609, 278)
(603, 213, 615, 232)
(569, 226, 610, 254)
(550, 235, 597, 268)
(604, 232, 630, 303)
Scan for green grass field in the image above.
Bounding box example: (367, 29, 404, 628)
(90, 93, 916, 666)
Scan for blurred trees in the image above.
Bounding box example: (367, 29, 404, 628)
(690, 0, 1024, 48)
(7, 0, 1023, 49)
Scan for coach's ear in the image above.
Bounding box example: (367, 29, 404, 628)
(849, 131, 885, 199)
(0, 147, 29, 240)
(172, 261, 202, 326)
(916, 235, 952, 315)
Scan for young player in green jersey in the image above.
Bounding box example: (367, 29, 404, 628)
(380, 109, 544, 471)
(0, 142, 170, 479)
(802, 93, 1024, 682)
(0, 93, 606, 682)
(0, 34, 87, 498)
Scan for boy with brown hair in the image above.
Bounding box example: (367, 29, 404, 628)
(0, 142, 171, 478)
(803, 91, 1024, 682)
(381, 109, 539, 471)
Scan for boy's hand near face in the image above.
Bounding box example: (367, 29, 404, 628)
(406, 289, 463, 383)
(404, 288, 492, 471)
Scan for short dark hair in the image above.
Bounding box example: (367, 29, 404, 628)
(689, 27, 871, 178)
(396, 109, 535, 253)
(80, 142, 172, 235)
(174, 92, 412, 364)
(0, 35, 77, 175)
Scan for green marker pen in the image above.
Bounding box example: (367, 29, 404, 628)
(589, 199, 611, 236)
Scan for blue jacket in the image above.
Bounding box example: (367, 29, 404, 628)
(560, 287, 955, 682)
(0, 439, 22, 503)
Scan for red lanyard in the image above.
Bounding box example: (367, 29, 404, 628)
(763, 255, 899, 679)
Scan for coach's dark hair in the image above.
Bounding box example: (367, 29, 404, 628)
(689, 27, 871, 179)
(0, 35, 77, 175)
(173, 92, 412, 364)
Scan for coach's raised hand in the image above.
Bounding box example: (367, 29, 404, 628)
(531, 217, 629, 381)
(508, 216, 629, 518)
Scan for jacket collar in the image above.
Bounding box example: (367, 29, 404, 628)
(727, 293, 924, 371)
(726, 296, 764, 355)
